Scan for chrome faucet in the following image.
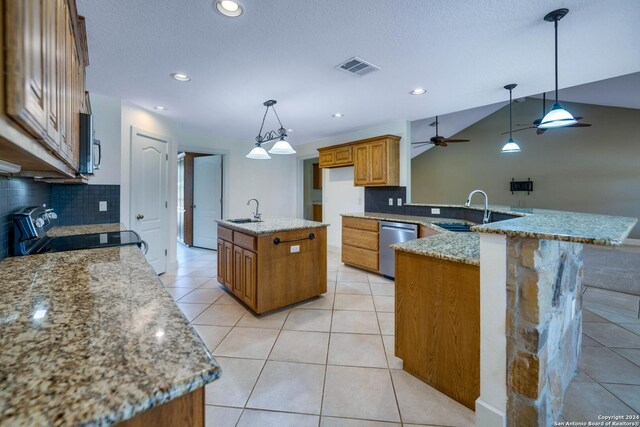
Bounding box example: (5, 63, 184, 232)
(247, 198, 261, 221)
(465, 190, 492, 224)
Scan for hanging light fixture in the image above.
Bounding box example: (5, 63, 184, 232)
(501, 84, 521, 153)
(539, 8, 577, 129)
(247, 100, 296, 159)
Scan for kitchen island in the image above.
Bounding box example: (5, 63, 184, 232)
(0, 224, 220, 426)
(216, 218, 329, 314)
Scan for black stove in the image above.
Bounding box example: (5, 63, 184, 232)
(13, 207, 145, 256)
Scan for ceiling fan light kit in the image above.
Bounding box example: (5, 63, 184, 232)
(539, 8, 578, 129)
(501, 83, 522, 153)
(247, 100, 296, 160)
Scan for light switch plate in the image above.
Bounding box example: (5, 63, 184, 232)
(290, 245, 300, 253)
(99, 201, 108, 212)
(431, 208, 440, 215)
(388, 198, 393, 206)
(397, 198, 402, 206)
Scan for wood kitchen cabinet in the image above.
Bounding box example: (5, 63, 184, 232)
(0, 0, 89, 177)
(312, 163, 322, 189)
(342, 216, 380, 272)
(317, 135, 400, 187)
(217, 224, 327, 314)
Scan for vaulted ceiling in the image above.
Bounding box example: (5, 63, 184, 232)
(77, 0, 640, 145)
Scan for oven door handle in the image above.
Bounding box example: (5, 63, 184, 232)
(139, 240, 149, 255)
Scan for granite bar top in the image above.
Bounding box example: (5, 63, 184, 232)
(46, 223, 124, 237)
(341, 212, 469, 229)
(0, 230, 221, 426)
(391, 233, 480, 266)
(217, 217, 329, 235)
(405, 204, 636, 246)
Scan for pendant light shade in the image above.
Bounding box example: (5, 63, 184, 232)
(268, 138, 296, 154)
(501, 137, 521, 153)
(501, 83, 521, 154)
(246, 145, 271, 160)
(538, 102, 577, 128)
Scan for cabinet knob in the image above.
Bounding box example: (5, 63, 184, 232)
(136, 214, 144, 220)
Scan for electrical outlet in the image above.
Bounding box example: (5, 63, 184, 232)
(99, 201, 108, 212)
(290, 245, 300, 253)
(397, 198, 402, 206)
(99, 233, 108, 244)
(388, 198, 393, 206)
(431, 208, 440, 215)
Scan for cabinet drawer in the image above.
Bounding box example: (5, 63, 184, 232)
(342, 216, 379, 232)
(218, 226, 233, 242)
(342, 244, 378, 271)
(343, 226, 378, 251)
(233, 231, 257, 251)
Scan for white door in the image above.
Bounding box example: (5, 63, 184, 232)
(131, 128, 169, 273)
(193, 155, 222, 249)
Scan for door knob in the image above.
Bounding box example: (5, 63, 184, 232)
(136, 214, 144, 220)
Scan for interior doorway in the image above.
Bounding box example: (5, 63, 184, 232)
(303, 157, 323, 221)
(177, 152, 223, 250)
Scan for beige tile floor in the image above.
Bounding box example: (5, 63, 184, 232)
(167, 244, 640, 426)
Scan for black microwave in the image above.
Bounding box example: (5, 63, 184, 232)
(78, 113, 101, 175)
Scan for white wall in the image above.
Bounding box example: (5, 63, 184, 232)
(295, 120, 411, 249)
(87, 94, 121, 185)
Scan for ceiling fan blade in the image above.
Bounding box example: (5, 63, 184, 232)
(536, 128, 547, 135)
(574, 116, 583, 121)
(438, 142, 448, 147)
(411, 141, 431, 145)
(568, 123, 592, 127)
(443, 139, 470, 143)
(502, 127, 536, 135)
(412, 143, 432, 148)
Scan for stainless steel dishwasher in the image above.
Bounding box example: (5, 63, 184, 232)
(379, 221, 418, 278)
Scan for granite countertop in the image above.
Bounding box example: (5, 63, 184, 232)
(46, 223, 124, 237)
(217, 217, 329, 235)
(0, 227, 221, 426)
(391, 233, 480, 266)
(341, 212, 469, 229)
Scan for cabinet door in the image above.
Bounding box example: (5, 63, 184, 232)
(333, 147, 353, 165)
(232, 245, 243, 298)
(369, 140, 388, 184)
(224, 241, 234, 289)
(353, 144, 370, 186)
(217, 239, 225, 285)
(241, 250, 257, 308)
(318, 151, 335, 168)
(312, 163, 322, 189)
(43, 0, 61, 150)
(5, 0, 49, 140)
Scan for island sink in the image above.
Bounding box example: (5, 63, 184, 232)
(227, 218, 261, 224)
(433, 222, 474, 232)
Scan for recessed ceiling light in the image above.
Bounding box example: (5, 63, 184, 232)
(154, 106, 168, 111)
(170, 73, 191, 82)
(410, 88, 427, 95)
(332, 113, 344, 118)
(287, 129, 294, 133)
(215, 0, 243, 17)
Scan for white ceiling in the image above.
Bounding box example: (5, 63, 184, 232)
(77, 0, 640, 145)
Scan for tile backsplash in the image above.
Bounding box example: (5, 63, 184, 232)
(0, 177, 52, 260)
(52, 184, 120, 226)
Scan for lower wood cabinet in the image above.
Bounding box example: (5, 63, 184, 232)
(217, 233, 258, 310)
(342, 216, 380, 272)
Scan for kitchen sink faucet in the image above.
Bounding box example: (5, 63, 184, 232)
(247, 198, 261, 221)
(465, 190, 492, 224)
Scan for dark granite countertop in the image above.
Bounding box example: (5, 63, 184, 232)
(0, 225, 221, 426)
(217, 217, 329, 235)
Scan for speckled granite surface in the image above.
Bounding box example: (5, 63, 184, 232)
(391, 233, 480, 266)
(0, 239, 220, 426)
(46, 223, 124, 237)
(472, 211, 637, 245)
(217, 217, 329, 235)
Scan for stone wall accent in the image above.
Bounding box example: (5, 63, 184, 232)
(506, 237, 584, 426)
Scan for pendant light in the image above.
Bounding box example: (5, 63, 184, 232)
(501, 84, 521, 153)
(538, 8, 577, 129)
(247, 100, 296, 159)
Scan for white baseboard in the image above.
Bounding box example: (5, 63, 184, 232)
(476, 399, 506, 427)
(624, 238, 640, 246)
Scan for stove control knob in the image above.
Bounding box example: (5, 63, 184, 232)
(47, 212, 58, 220)
(34, 218, 45, 228)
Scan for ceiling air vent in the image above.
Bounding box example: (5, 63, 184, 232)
(336, 56, 380, 77)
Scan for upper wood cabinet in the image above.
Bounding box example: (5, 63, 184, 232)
(317, 135, 400, 187)
(312, 163, 322, 189)
(1, 0, 88, 177)
(318, 145, 353, 168)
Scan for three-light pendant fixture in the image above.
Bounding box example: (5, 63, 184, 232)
(246, 100, 296, 160)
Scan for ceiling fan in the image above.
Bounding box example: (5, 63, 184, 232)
(411, 116, 470, 148)
(502, 93, 592, 136)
